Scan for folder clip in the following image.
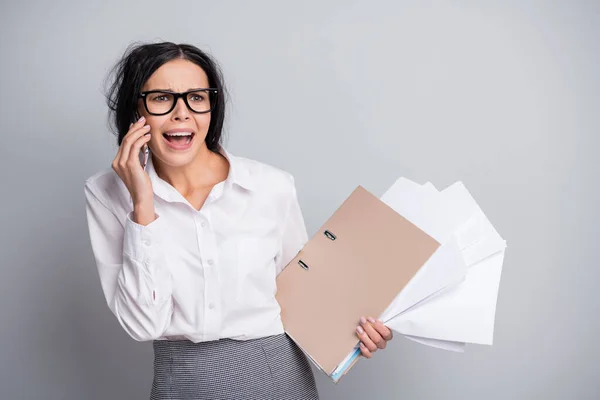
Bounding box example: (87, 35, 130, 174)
(298, 260, 310, 271)
(324, 230, 336, 241)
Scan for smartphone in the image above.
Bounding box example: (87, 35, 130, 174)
(134, 112, 150, 170)
(139, 143, 150, 170)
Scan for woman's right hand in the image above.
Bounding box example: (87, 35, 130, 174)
(112, 116, 153, 207)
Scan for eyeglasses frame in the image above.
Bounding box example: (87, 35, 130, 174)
(138, 88, 219, 116)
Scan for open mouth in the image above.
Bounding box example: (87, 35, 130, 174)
(162, 132, 195, 149)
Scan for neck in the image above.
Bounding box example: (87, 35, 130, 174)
(152, 144, 229, 195)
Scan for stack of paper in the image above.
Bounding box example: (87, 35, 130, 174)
(276, 176, 507, 382)
(380, 177, 507, 351)
(329, 177, 507, 379)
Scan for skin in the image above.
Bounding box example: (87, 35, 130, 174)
(113, 58, 228, 216)
(111, 58, 393, 358)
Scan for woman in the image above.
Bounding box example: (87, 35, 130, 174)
(84, 42, 393, 399)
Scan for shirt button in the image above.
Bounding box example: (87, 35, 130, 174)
(143, 240, 151, 246)
(209, 302, 215, 310)
(200, 221, 206, 228)
(207, 259, 214, 266)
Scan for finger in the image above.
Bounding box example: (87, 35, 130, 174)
(356, 324, 378, 353)
(361, 317, 386, 350)
(123, 123, 151, 148)
(113, 145, 122, 170)
(113, 118, 147, 172)
(359, 342, 372, 358)
(120, 115, 148, 152)
(127, 134, 152, 169)
(120, 124, 151, 165)
(113, 140, 125, 171)
(126, 116, 146, 136)
(373, 318, 393, 341)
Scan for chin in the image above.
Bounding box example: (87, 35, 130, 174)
(150, 131, 209, 166)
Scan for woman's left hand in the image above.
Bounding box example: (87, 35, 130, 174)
(356, 316, 394, 359)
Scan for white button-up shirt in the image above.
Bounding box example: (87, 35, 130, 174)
(84, 147, 308, 342)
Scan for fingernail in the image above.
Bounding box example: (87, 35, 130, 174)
(360, 317, 367, 325)
(144, 132, 151, 136)
(129, 122, 133, 128)
(356, 326, 364, 334)
(368, 317, 376, 324)
(138, 116, 145, 122)
(144, 124, 150, 129)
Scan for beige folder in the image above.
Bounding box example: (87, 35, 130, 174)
(275, 185, 440, 380)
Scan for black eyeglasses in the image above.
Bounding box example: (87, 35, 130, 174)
(138, 88, 218, 116)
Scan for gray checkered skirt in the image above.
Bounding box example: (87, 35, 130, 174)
(150, 333, 319, 399)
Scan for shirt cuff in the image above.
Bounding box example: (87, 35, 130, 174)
(123, 211, 167, 266)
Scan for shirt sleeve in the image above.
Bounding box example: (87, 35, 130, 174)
(274, 175, 309, 276)
(84, 181, 173, 341)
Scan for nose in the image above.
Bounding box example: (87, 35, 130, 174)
(171, 96, 191, 121)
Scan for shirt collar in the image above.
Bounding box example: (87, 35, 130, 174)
(146, 145, 255, 203)
(219, 146, 255, 192)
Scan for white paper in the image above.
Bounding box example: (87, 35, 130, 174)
(382, 182, 459, 243)
(440, 182, 506, 264)
(380, 236, 466, 320)
(404, 335, 466, 352)
(380, 177, 507, 346)
(381, 177, 423, 200)
(387, 249, 505, 345)
(379, 178, 469, 318)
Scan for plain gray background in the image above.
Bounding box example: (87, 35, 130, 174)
(1, 1, 598, 399)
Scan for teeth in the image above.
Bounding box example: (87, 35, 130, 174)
(165, 132, 192, 136)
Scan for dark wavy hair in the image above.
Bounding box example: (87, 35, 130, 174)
(104, 42, 227, 150)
